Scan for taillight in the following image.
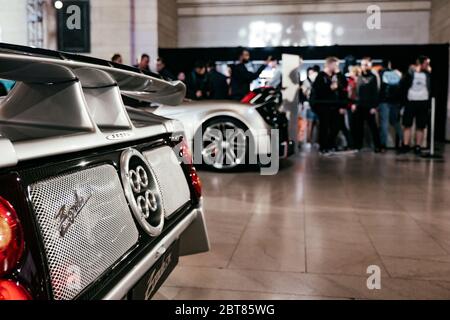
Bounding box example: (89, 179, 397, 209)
(190, 170, 202, 200)
(240, 91, 257, 104)
(178, 139, 202, 201)
(0, 197, 24, 277)
(0, 280, 31, 300)
(0, 197, 30, 300)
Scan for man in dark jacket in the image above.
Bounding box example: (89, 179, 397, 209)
(230, 48, 268, 100)
(134, 53, 151, 72)
(352, 57, 381, 152)
(400, 55, 432, 155)
(186, 60, 208, 100)
(156, 57, 175, 81)
(206, 61, 229, 100)
(310, 57, 347, 154)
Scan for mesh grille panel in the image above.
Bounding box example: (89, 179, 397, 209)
(143, 146, 190, 217)
(29, 165, 139, 300)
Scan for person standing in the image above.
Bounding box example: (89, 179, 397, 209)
(352, 57, 381, 152)
(186, 60, 208, 100)
(400, 55, 432, 155)
(230, 48, 269, 100)
(347, 66, 360, 105)
(268, 58, 282, 90)
(177, 72, 186, 83)
(346, 66, 361, 148)
(156, 57, 175, 81)
(135, 53, 151, 73)
(310, 57, 346, 155)
(301, 65, 321, 149)
(333, 61, 351, 150)
(378, 60, 403, 150)
(206, 61, 229, 100)
(111, 53, 123, 64)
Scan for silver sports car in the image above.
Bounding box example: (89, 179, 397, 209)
(0, 43, 209, 300)
(152, 88, 295, 171)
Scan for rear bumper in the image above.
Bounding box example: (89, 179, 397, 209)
(102, 205, 209, 300)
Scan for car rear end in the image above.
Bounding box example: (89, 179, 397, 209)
(242, 87, 295, 158)
(0, 127, 208, 300)
(0, 44, 209, 300)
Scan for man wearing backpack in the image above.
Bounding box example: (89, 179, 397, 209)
(379, 60, 403, 151)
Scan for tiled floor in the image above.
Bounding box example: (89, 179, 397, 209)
(157, 147, 450, 300)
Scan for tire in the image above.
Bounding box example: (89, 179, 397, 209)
(197, 117, 250, 171)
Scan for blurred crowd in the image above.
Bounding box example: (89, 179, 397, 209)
(0, 50, 432, 157)
(110, 51, 433, 156)
(110, 49, 277, 101)
(302, 55, 432, 155)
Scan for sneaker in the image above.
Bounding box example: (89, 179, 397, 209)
(303, 143, 312, 151)
(414, 145, 422, 155)
(398, 145, 411, 154)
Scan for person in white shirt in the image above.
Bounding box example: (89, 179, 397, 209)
(401, 56, 432, 155)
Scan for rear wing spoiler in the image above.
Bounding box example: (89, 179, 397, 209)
(0, 43, 186, 106)
(0, 44, 187, 168)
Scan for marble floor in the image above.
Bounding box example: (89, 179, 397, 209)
(157, 147, 450, 300)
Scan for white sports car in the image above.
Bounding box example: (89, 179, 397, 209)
(151, 88, 295, 171)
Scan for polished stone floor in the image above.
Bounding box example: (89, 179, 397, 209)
(157, 147, 450, 300)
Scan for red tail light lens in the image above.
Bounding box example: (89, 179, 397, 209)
(0, 280, 31, 300)
(0, 197, 24, 277)
(178, 140, 202, 200)
(190, 170, 202, 200)
(179, 139, 193, 165)
(241, 91, 257, 104)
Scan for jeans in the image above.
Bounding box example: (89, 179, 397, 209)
(338, 110, 353, 149)
(378, 103, 403, 147)
(352, 106, 381, 150)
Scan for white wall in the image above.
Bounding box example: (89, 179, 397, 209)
(178, 11, 430, 48)
(158, 0, 178, 48)
(177, 0, 431, 47)
(0, 0, 159, 68)
(0, 0, 28, 45)
(87, 0, 132, 63)
(85, 0, 158, 67)
(430, 0, 450, 140)
(134, 0, 158, 68)
(88, 0, 158, 68)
